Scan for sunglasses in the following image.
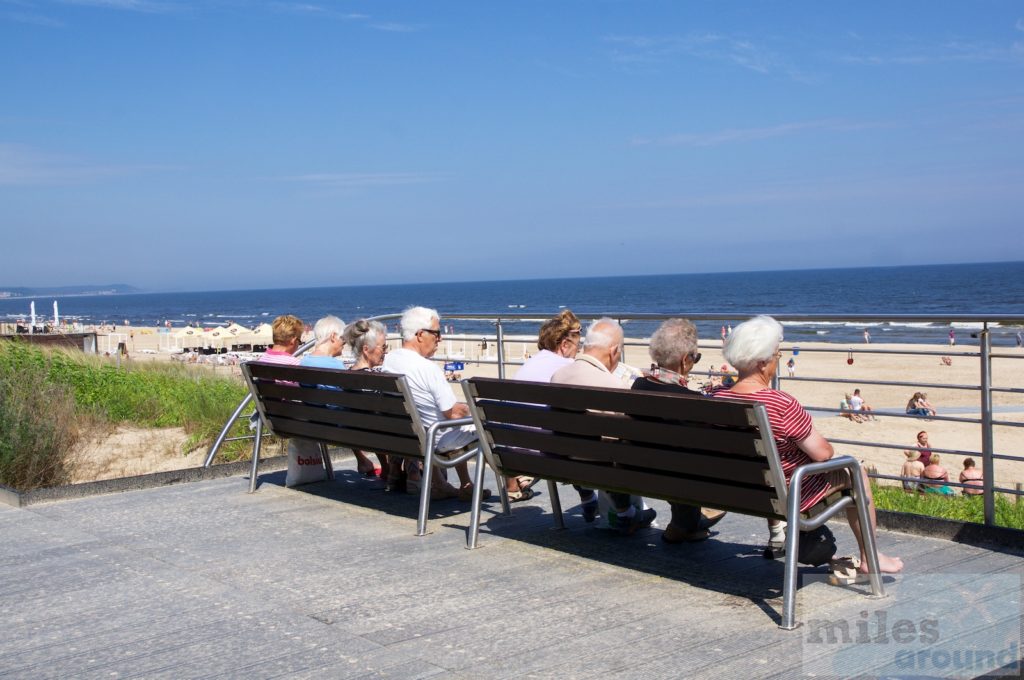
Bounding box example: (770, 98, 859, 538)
(690, 352, 702, 364)
(419, 328, 442, 340)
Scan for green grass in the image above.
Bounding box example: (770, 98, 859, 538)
(873, 483, 1024, 530)
(0, 340, 253, 490)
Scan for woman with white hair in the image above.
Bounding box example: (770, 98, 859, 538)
(299, 315, 347, 369)
(714, 315, 903, 576)
(344, 318, 394, 483)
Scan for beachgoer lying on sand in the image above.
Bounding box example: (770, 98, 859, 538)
(959, 458, 984, 496)
(713, 315, 903, 575)
(631, 318, 727, 543)
(921, 454, 954, 495)
(900, 450, 924, 493)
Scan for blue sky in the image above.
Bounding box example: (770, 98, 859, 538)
(2, 1, 1023, 292)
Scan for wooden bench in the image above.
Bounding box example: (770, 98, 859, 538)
(241, 362, 487, 540)
(463, 376, 885, 630)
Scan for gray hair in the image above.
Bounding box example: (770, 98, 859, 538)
(312, 315, 346, 348)
(648, 318, 698, 368)
(343, 318, 386, 357)
(399, 306, 439, 342)
(723, 315, 784, 373)
(584, 317, 623, 350)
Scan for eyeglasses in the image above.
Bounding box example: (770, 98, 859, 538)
(419, 328, 442, 340)
(689, 352, 702, 364)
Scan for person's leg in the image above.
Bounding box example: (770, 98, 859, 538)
(830, 468, 903, 574)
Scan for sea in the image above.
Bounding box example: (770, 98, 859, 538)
(3, 261, 1023, 347)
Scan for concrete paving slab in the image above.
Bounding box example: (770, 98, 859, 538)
(0, 460, 1020, 679)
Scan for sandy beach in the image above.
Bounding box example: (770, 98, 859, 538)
(83, 326, 1024, 493)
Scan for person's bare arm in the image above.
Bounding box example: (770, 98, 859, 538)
(797, 426, 835, 462)
(443, 402, 470, 419)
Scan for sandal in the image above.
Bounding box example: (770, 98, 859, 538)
(507, 487, 535, 503)
(516, 476, 537, 491)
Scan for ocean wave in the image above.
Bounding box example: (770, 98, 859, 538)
(951, 321, 1000, 329)
(885, 322, 935, 328)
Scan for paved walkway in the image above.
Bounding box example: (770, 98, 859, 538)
(1, 460, 1021, 679)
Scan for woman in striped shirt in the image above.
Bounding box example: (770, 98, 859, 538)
(714, 316, 903, 576)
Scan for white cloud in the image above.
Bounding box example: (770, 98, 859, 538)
(3, 10, 64, 26)
(370, 21, 420, 33)
(266, 3, 367, 20)
(0, 143, 166, 185)
(281, 172, 448, 188)
(632, 119, 887, 148)
(604, 32, 803, 79)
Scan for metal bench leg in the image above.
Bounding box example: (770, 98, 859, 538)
(466, 449, 487, 549)
(780, 470, 805, 630)
(548, 480, 565, 529)
(319, 443, 335, 481)
(247, 418, 263, 493)
(850, 463, 885, 598)
(495, 474, 512, 516)
(416, 445, 435, 537)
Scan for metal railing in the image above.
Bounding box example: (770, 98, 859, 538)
(205, 312, 1024, 527)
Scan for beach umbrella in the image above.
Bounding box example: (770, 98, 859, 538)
(30, 301, 35, 334)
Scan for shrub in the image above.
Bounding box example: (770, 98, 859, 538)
(0, 353, 77, 490)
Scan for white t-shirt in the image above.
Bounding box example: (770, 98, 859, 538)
(382, 347, 456, 431)
(849, 395, 864, 411)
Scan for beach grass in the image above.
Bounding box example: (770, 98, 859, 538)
(872, 483, 1024, 530)
(0, 340, 252, 489)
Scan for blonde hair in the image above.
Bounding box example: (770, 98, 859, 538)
(272, 314, 304, 346)
(537, 310, 581, 351)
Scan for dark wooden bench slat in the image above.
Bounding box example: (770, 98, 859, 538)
(477, 400, 763, 457)
(468, 377, 756, 427)
(486, 426, 768, 484)
(255, 381, 411, 416)
(267, 417, 424, 457)
(261, 400, 421, 438)
(246, 362, 408, 392)
(494, 448, 778, 517)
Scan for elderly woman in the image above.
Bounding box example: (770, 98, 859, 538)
(260, 314, 304, 365)
(299, 315, 347, 369)
(714, 315, 903, 575)
(342, 318, 395, 483)
(505, 310, 583, 502)
(631, 318, 727, 542)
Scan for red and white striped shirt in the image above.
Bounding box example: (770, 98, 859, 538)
(712, 387, 832, 512)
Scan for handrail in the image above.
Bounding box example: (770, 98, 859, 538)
(204, 311, 1024, 528)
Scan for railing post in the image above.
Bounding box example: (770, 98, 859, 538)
(980, 326, 995, 526)
(495, 320, 506, 379)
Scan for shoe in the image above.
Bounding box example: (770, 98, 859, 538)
(405, 477, 422, 496)
(700, 509, 727, 531)
(458, 483, 492, 502)
(616, 507, 657, 535)
(385, 471, 407, 494)
(581, 497, 599, 523)
(507, 487, 535, 503)
(516, 476, 537, 491)
(431, 483, 461, 501)
(662, 523, 710, 544)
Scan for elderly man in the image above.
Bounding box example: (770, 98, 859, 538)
(551, 318, 657, 534)
(383, 306, 491, 502)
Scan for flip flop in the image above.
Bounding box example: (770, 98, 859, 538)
(507, 487, 535, 503)
(516, 476, 537, 491)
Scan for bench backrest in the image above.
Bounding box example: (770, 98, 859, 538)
(242, 362, 428, 459)
(464, 377, 791, 519)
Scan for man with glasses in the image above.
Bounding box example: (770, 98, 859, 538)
(383, 306, 491, 502)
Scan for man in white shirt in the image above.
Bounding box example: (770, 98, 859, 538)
(383, 306, 491, 502)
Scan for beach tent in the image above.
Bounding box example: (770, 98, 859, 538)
(232, 323, 273, 349)
(224, 322, 251, 336)
(203, 327, 229, 349)
(172, 326, 204, 349)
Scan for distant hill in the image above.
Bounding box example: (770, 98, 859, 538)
(0, 284, 141, 299)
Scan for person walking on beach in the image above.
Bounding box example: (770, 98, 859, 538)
(949, 329, 956, 346)
(863, 329, 871, 344)
(786, 356, 795, 377)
